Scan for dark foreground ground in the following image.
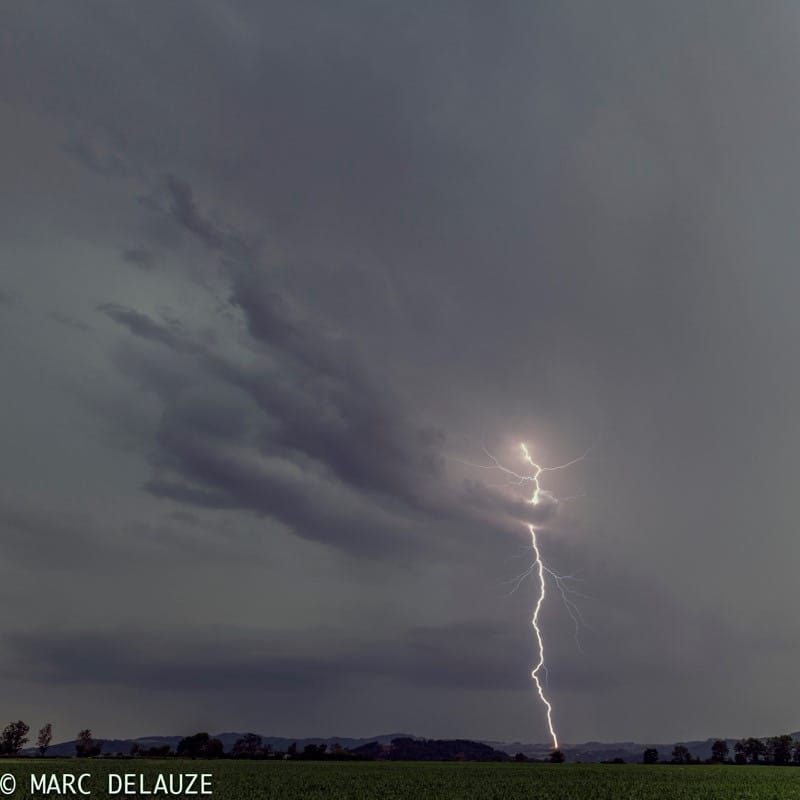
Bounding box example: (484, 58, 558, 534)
(5, 759, 800, 799)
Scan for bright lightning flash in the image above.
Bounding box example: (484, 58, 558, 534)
(521, 442, 560, 750)
(484, 441, 588, 751)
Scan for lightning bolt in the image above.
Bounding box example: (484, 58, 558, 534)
(520, 442, 560, 750)
(529, 520, 557, 749)
(485, 441, 589, 751)
(451, 438, 592, 751)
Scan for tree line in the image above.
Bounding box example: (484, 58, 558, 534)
(0, 723, 263, 759)
(643, 735, 800, 766)
(7, 720, 798, 764)
(0, 722, 52, 756)
(0, 722, 104, 758)
(129, 733, 377, 760)
(0, 725, 512, 761)
(0, 723, 386, 760)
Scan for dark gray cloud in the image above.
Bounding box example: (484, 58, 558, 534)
(2, 596, 747, 708)
(3, 621, 532, 694)
(99, 327, 444, 556)
(0, 494, 245, 573)
(162, 175, 239, 254)
(63, 137, 129, 178)
(100, 285, 544, 555)
(121, 248, 156, 270)
(95, 176, 537, 554)
(48, 311, 93, 332)
(5, 628, 346, 693)
(98, 303, 204, 355)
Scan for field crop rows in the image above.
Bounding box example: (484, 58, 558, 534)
(6, 760, 800, 799)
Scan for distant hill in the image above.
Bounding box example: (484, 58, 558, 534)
(24, 732, 415, 758)
(489, 732, 800, 763)
(25, 730, 800, 762)
(352, 737, 509, 761)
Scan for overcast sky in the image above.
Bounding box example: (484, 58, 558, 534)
(2, 1, 800, 747)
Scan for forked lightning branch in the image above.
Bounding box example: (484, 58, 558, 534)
(479, 442, 588, 752)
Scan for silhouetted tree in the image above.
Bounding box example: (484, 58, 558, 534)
(328, 744, 345, 758)
(176, 733, 223, 758)
(710, 740, 729, 763)
(0, 721, 29, 755)
(642, 748, 659, 764)
(350, 741, 382, 760)
(232, 733, 263, 758)
(204, 738, 224, 758)
(767, 735, 793, 766)
(734, 740, 747, 765)
(549, 749, 565, 763)
(287, 742, 297, 757)
(742, 737, 767, 764)
(177, 732, 211, 758)
(515, 752, 528, 762)
(671, 745, 691, 764)
(37, 724, 52, 757)
(75, 729, 102, 758)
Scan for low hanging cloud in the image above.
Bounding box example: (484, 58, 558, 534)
(2, 621, 536, 694)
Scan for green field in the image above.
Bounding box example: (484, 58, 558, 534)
(5, 760, 800, 800)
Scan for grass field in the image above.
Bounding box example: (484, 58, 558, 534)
(5, 759, 800, 799)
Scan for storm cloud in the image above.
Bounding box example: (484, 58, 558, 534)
(1, 0, 799, 747)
